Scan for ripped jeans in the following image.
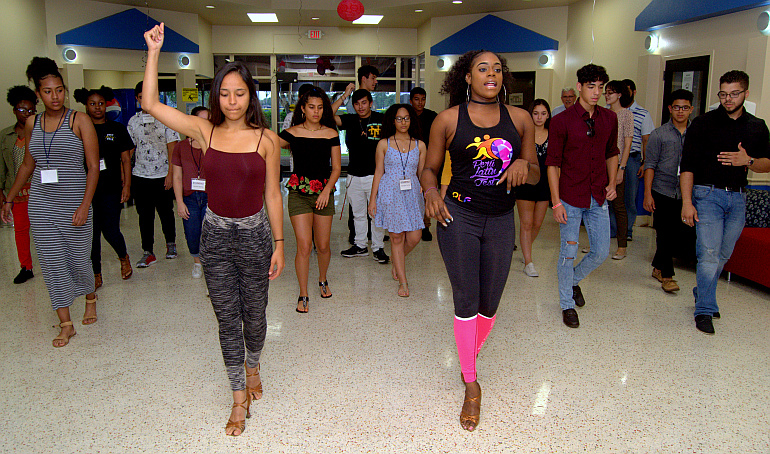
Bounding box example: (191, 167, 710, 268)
(692, 185, 745, 317)
(557, 198, 610, 310)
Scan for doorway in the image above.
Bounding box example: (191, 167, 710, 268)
(662, 55, 710, 124)
(508, 71, 536, 110)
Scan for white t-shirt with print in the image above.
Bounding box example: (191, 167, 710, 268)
(127, 112, 180, 179)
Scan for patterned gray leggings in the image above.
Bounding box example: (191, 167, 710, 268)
(200, 208, 272, 391)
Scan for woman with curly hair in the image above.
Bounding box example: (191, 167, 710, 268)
(1, 57, 100, 346)
(0, 85, 37, 284)
(277, 87, 341, 313)
(74, 86, 135, 285)
(368, 103, 426, 297)
(419, 50, 539, 431)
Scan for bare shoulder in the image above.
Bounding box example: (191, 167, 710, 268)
(505, 104, 530, 122)
(260, 127, 280, 147)
(322, 126, 339, 139)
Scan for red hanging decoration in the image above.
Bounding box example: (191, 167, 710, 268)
(337, 0, 365, 22)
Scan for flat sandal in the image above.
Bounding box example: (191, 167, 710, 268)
(319, 280, 332, 298)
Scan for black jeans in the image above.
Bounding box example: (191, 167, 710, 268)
(132, 175, 176, 254)
(651, 190, 695, 278)
(91, 190, 128, 274)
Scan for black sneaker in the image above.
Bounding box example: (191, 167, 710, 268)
(341, 245, 368, 257)
(373, 248, 390, 264)
(422, 227, 433, 241)
(695, 314, 715, 334)
(13, 267, 33, 284)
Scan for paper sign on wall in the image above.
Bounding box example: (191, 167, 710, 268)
(682, 71, 694, 92)
(182, 88, 199, 102)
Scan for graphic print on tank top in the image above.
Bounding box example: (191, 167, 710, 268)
(465, 134, 514, 188)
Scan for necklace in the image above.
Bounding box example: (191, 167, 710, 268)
(301, 122, 323, 132)
(469, 99, 498, 105)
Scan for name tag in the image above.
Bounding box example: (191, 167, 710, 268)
(99, 159, 107, 171)
(191, 178, 206, 191)
(142, 114, 154, 124)
(41, 169, 58, 184)
(399, 179, 412, 191)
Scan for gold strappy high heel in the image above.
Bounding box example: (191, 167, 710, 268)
(460, 386, 481, 431)
(225, 394, 251, 436)
(246, 362, 263, 401)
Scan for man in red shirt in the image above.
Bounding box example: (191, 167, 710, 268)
(545, 64, 619, 328)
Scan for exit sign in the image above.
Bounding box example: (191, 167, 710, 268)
(307, 29, 323, 39)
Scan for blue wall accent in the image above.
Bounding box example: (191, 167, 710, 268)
(636, 0, 770, 31)
(430, 15, 558, 56)
(56, 8, 199, 53)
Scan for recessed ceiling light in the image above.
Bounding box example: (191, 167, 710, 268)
(415, 9, 423, 12)
(452, 0, 462, 3)
(312, 17, 320, 20)
(352, 15, 383, 25)
(247, 13, 278, 22)
(205, 5, 215, 8)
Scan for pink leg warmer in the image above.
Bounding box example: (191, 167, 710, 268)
(454, 316, 478, 383)
(476, 314, 496, 356)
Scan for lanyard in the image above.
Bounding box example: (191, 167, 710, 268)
(189, 139, 203, 178)
(393, 137, 412, 179)
(41, 109, 67, 169)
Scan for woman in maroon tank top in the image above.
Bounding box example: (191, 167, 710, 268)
(143, 24, 285, 437)
(419, 50, 540, 432)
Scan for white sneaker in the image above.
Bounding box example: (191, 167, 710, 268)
(524, 262, 539, 277)
(192, 263, 203, 279)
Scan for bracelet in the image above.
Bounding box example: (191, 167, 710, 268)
(2, 201, 12, 206)
(424, 187, 438, 196)
(552, 202, 562, 209)
(274, 239, 284, 242)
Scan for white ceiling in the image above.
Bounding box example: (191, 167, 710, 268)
(98, 0, 581, 28)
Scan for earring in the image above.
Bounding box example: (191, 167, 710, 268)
(466, 85, 471, 103)
(500, 85, 507, 103)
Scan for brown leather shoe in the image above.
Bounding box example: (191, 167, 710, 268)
(94, 273, 102, 290)
(120, 255, 133, 280)
(661, 278, 680, 293)
(651, 268, 663, 283)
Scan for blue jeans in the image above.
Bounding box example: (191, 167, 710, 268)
(557, 198, 610, 310)
(692, 185, 746, 317)
(621, 153, 642, 238)
(182, 191, 208, 257)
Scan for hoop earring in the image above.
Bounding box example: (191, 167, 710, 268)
(500, 85, 507, 103)
(466, 85, 471, 104)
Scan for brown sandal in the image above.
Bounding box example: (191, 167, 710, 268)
(82, 295, 98, 325)
(460, 386, 481, 431)
(53, 321, 76, 348)
(120, 255, 133, 280)
(246, 362, 263, 401)
(225, 395, 251, 436)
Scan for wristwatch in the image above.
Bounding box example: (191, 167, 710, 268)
(748, 157, 755, 167)
(618, 165, 626, 170)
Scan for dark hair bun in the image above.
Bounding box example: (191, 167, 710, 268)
(73, 88, 90, 105)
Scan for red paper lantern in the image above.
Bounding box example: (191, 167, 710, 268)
(337, 0, 365, 22)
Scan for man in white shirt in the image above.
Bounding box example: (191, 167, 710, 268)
(127, 81, 180, 268)
(551, 87, 577, 117)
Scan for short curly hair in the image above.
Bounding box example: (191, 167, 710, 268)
(73, 86, 115, 105)
(7, 85, 37, 107)
(440, 50, 513, 108)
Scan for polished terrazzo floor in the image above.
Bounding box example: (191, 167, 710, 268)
(1, 179, 768, 453)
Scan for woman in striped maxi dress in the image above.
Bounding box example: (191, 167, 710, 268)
(1, 57, 100, 347)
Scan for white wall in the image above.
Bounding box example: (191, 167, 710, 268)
(0, 0, 48, 127)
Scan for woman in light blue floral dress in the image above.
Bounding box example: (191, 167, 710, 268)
(369, 104, 426, 297)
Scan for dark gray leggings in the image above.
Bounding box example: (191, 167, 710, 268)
(437, 202, 516, 319)
(200, 208, 272, 391)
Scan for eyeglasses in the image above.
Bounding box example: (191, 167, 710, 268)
(395, 116, 411, 123)
(584, 118, 595, 137)
(717, 90, 746, 100)
(15, 107, 36, 115)
(671, 105, 692, 111)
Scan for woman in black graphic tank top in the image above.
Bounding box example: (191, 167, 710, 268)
(419, 50, 540, 432)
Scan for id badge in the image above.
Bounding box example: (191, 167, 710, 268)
(99, 159, 107, 171)
(399, 179, 412, 191)
(142, 114, 154, 124)
(191, 178, 206, 191)
(41, 169, 58, 184)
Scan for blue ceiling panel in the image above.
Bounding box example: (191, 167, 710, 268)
(430, 14, 558, 56)
(56, 8, 199, 53)
(635, 0, 770, 31)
